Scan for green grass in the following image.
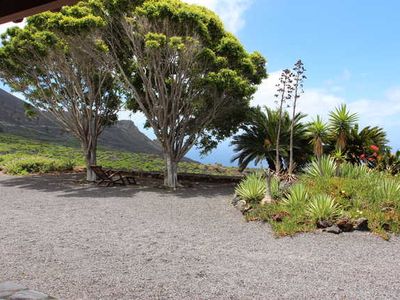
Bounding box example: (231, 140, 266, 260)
(242, 163, 400, 239)
(0, 133, 241, 176)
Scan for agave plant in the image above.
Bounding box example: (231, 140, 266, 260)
(282, 183, 309, 209)
(375, 179, 400, 205)
(340, 162, 370, 179)
(306, 194, 342, 221)
(305, 155, 336, 178)
(270, 175, 282, 199)
(235, 173, 267, 203)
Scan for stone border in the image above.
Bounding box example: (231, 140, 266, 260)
(0, 281, 55, 300)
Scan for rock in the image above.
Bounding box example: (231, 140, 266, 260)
(236, 200, 247, 213)
(354, 218, 369, 231)
(0, 282, 27, 298)
(260, 194, 273, 205)
(242, 205, 253, 214)
(323, 224, 342, 234)
(10, 290, 50, 300)
(316, 220, 333, 229)
(336, 218, 354, 232)
(231, 195, 241, 206)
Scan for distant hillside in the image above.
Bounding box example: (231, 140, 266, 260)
(0, 88, 162, 155)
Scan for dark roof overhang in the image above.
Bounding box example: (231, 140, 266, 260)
(0, 0, 78, 24)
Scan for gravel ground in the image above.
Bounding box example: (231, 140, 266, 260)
(0, 174, 400, 300)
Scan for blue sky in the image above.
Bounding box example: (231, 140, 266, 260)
(186, 0, 400, 165)
(1, 0, 400, 166)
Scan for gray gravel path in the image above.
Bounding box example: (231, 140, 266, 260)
(0, 174, 400, 299)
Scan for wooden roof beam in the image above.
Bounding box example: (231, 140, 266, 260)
(0, 0, 79, 25)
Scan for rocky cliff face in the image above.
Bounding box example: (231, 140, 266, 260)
(0, 88, 162, 155)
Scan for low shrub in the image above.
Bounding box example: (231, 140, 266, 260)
(235, 172, 266, 203)
(0, 133, 244, 177)
(3, 156, 75, 175)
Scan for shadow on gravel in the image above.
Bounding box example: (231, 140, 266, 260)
(0, 173, 234, 199)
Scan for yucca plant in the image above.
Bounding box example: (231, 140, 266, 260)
(282, 183, 309, 209)
(235, 173, 267, 203)
(306, 155, 336, 178)
(375, 179, 400, 206)
(340, 162, 370, 179)
(306, 194, 342, 221)
(270, 175, 282, 199)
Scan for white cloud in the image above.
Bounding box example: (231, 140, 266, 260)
(252, 71, 342, 120)
(0, 20, 26, 36)
(252, 69, 400, 133)
(184, 0, 252, 33)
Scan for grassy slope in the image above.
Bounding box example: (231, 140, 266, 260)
(0, 133, 241, 176)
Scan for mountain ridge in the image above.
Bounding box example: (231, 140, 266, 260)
(0, 88, 163, 155)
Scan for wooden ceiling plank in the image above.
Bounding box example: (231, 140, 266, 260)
(0, 0, 78, 24)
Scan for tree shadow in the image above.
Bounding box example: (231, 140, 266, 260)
(0, 173, 234, 199)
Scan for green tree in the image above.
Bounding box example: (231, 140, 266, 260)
(107, 0, 267, 188)
(307, 115, 328, 159)
(0, 2, 121, 181)
(231, 106, 310, 171)
(328, 104, 358, 152)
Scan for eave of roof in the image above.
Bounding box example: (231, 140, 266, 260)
(0, 0, 78, 24)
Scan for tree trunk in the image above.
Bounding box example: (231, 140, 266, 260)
(164, 153, 178, 189)
(84, 142, 97, 182)
(261, 169, 274, 205)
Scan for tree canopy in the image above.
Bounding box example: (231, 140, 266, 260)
(106, 0, 267, 187)
(0, 0, 121, 181)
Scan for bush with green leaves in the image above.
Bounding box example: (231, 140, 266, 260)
(3, 156, 75, 175)
(235, 173, 267, 203)
(306, 194, 342, 222)
(306, 156, 336, 178)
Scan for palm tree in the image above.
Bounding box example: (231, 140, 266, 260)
(328, 104, 358, 152)
(231, 106, 311, 171)
(307, 115, 328, 159)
